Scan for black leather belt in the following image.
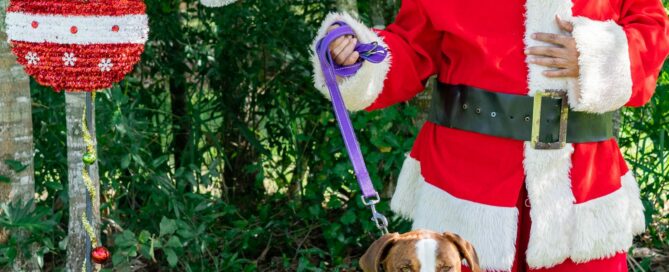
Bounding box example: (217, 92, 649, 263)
(428, 83, 615, 149)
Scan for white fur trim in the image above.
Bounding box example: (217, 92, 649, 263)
(569, 172, 645, 263)
(568, 17, 633, 113)
(522, 146, 648, 268)
(524, 1, 576, 268)
(390, 155, 421, 219)
(311, 12, 391, 111)
(412, 180, 518, 271)
(570, 172, 630, 262)
(200, 0, 237, 7)
(523, 142, 576, 268)
(5, 12, 149, 44)
(524, 2, 638, 267)
(624, 172, 647, 235)
(524, 0, 574, 96)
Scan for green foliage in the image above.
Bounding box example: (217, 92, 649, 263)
(0, 0, 667, 271)
(0, 199, 58, 269)
(621, 62, 669, 250)
(3, 160, 27, 173)
(3, 0, 413, 270)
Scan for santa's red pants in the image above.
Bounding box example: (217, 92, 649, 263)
(462, 184, 628, 272)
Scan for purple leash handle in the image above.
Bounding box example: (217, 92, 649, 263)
(316, 22, 389, 234)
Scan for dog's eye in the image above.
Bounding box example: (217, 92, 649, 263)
(400, 266, 413, 272)
(439, 266, 453, 272)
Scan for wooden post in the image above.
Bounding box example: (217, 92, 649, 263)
(0, 0, 37, 270)
(65, 92, 100, 272)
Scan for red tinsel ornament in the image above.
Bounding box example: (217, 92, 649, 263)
(5, 0, 149, 92)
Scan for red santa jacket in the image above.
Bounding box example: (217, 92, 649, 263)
(311, 0, 669, 271)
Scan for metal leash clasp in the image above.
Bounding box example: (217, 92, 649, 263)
(361, 193, 389, 235)
(361, 42, 379, 57)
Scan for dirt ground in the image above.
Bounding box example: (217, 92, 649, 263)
(633, 247, 669, 272)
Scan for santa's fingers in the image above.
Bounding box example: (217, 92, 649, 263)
(342, 51, 360, 66)
(531, 32, 574, 47)
(556, 15, 574, 33)
(525, 46, 569, 58)
(329, 34, 355, 51)
(334, 38, 359, 65)
(330, 37, 354, 61)
(542, 68, 579, 78)
(327, 24, 341, 32)
(528, 56, 570, 68)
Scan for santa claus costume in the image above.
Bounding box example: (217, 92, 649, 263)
(312, 1, 669, 271)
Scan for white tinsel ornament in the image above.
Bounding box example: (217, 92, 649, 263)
(200, 0, 236, 7)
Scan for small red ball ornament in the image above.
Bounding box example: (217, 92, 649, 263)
(91, 246, 110, 264)
(4, 0, 149, 92)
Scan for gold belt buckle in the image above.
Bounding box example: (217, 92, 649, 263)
(531, 90, 569, 150)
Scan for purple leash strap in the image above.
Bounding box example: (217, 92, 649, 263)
(316, 22, 390, 234)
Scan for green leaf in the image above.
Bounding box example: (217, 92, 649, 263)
(58, 238, 68, 251)
(111, 252, 124, 266)
(166, 236, 182, 248)
(44, 181, 63, 190)
(4, 160, 27, 173)
(7, 247, 17, 261)
(138, 230, 151, 244)
(159, 217, 177, 237)
(151, 155, 169, 168)
(115, 230, 137, 248)
(176, 228, 194, 239)
(340, 210, 356, 225)
(120, 154, 131, 169)
(0, 176, 10, 184)
(164, 248, 178, 267)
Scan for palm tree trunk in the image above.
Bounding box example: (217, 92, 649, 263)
(65, 92, 100, 272)
(0, 0, 37, 270)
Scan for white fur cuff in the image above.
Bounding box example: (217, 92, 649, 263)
(568, 17, 633, 113)
(311, 12, 391, 111)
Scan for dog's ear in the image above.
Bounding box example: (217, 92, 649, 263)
(442, 232, 481, 272)
(359, 233, 400, 272)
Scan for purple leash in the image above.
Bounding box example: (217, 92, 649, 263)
(316, 22, 390, 234)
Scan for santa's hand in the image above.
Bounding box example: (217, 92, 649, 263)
(526, 16, 580, 78)
(327, 24, 360, 66)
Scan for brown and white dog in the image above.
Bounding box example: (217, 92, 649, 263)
(360, 230, 481, 272)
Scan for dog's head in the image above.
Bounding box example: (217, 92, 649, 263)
(359, 229, 480, 272)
